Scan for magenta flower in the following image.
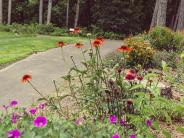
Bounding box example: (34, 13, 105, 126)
(146, 119, 153, 127)
(10, 100, 18, 107)
(38, 103, 45, 109)
(112, 133, 120, 138)
(120, 118, 126, 126)
(125, 73, 136, 81)
(11, 113, 18, 124)
(7, 129, 21, 138)
(75, 117, 84, 126)
(129, 134, 136, 138)
(29, 108, 37, 115)
(109, 115, 117, 124)
(33, 116, 47, 128)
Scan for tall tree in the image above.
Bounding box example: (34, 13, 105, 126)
(0, 0, 2, 24)
(66, 0, 69, 28)
(74, 0, 80, 27)
(157, 0, 168, 26)
(8, 0, 12, 25)
(47, 0, 52, 25)
(176, 0, 184, 30)
(150, 0, 159, 28)
(39, 0, 43, 24)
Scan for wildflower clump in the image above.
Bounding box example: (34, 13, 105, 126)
(124, 36, 155, 68)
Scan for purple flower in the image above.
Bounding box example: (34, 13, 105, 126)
(7, 129, 21, 138)
(120, 118, 126, 126)
(29, 108, 37, 115)
(33, 116, 47, 128)
(10, 100, 18, 107)
(146, 119, 153, 127)
(109, 115, 117, 124)
(38, 103, 45, 109)
(129, 134, 136, 138)
(75, 117, 84, 126)
(112, 133, 120, 138)
(11, 113, 18, 124)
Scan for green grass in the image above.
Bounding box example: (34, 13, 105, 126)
(0, 32, 85, 65)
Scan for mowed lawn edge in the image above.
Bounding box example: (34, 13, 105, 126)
(0, 32, 86, 68)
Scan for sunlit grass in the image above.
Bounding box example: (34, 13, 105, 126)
(0, 32, 86, 65)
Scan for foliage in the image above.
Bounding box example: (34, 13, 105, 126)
(148, 26, 184, 51)
(124, 36, 155, 68)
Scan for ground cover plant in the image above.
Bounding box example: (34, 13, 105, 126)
(0, 27, 184, 138)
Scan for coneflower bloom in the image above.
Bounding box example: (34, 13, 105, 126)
(125, 73, 136, 81)
(33, 116, 47, 128)
(117, 45, 132, 53)
(22, 74, 32, 83)
(96, 36, 104, 43)
(112, 133, 120, 138)
(127, 99, 133, 105)
(10, 100, 18, 107)
(11, 113, 18, 124)
(75, 43, 84, 48)
(146, 119, 153, 127)
(93, 39, 103, 47)
(129, 134, 136, 138)
(74, 27, 81, 33)
(7, 129, 21, 138)
(57, 41, 65, 47)
(109, 115, 117, 124)
(29, 108, 37, 115)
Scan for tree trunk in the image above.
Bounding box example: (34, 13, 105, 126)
(0, 0, 2, 24)
(174, 2, 181, 31)
(150, 0, 159, 28)
(157, 0, 168, 26)
(66, 0, 69, 28)
(74, 0, 80, 28)
(39, 0, 43, 24)
(47, 0, 52, 25)
(176, 0, 184, 31)
(8, 0, 12, 25)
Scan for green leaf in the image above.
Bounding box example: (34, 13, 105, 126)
(129, 84, 144, 91)
(162, 129, 171, 138)
(151, 121, 160, 130)
(176, 127, 184, 134)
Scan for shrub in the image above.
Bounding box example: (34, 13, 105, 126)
(124, 36, 155, 68)
(148, 26, 184, 51)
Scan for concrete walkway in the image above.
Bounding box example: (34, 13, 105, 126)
(0, 40, 122, 106)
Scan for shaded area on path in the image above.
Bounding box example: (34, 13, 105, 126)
(0, 40, 122, 106)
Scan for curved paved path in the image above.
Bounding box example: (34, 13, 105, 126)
(0, 40, 122, 106)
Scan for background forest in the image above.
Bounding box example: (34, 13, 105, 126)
(0, 0, 182, 35)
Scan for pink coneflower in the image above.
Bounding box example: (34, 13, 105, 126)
(125, 73, 136, 81)
(120, 118, 126, 126)
(7, 129, 21, 138)
(29, 108, 37, 115)
(38, 103, 45, 110)
(109, 115, 117, 124)
(11, 113, 18, 124)
(112, 133, 120, 138)
(75, 117, 84, 126)
(33, 116, 47, 128)
(146, 119, 153, 127)
(10, 100, 18, 107)
(129, 134, 136, 138)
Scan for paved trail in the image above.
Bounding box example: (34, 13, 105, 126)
(0, 40, 122, 106)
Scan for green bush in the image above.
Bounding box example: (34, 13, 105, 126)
(148, 26, 184, 51)
(124, 36, 155, 68)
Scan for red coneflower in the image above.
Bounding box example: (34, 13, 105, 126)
(96, 36, 104, 43)
(117, 45, 132, 53)
(56, 41, 65, 47)
(93, 39, 103, 47)
(74, 27, 81, 33)
(75, 43, 84, 48)
(127, 99, 133, 105)
(22, 74, 32, 83)
(125, 70, 136, 81)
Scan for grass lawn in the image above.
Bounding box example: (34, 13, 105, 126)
(0, 31, 85, 66)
